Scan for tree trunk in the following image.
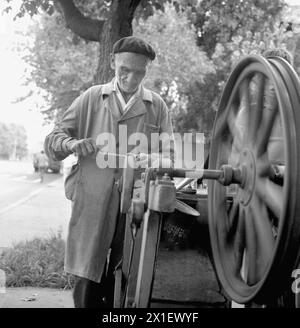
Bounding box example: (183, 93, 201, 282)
(95, 0, 142, 84)
(56, 0, 142, 87)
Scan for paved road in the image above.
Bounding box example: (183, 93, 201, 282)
(0, 160, 71, 248)
(0, 161, 228, 308)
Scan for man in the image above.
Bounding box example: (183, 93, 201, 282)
(36, 150, 48, 183)
(44, 36, 174, 308)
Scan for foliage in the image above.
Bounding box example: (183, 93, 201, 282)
(0, 122, 28, 160)
(0, 231, 74, 289)
(3, 0, 55, 18)
(3, 0, 117, 20)
(3, 0, 297, 134)
(210, 18, 300, 101)
(181, 0, 290, 135)
(135, 3, 214, 91)
(22, 12, 99, 121)
(134, 1, 288, 134)
(192, 0, 286, 56)
(134, 2, 215, 131)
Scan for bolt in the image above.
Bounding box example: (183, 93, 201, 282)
(162, 173, 171, 181)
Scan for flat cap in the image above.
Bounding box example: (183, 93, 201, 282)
(113, 36, 156, 61)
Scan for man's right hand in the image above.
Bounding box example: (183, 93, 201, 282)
(67, 138, 97, 157)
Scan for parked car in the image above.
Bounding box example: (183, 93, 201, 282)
(47, 157, 62, 173)
(33, 153, 61, 174)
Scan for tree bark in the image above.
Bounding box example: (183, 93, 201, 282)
(56, 0, 105, 41)
(56, 0, 142, 84)
(95, 0, 142, 84)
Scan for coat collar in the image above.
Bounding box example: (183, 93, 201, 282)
(102, 78, 153, 104)
(102, 79, 153, 122)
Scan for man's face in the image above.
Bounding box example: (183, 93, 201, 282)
(111, 52, 150, 94)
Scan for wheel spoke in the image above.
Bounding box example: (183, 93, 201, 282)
(244, 207, 257, 285)
(248, 73, 266, 142)
(256, 178, 284, 219)
(256, 84, 279, 157)
(257, 158, 285, 187)
(214, 108, 228, 138)
(214, 91, 240, 139)
(239, 78, 250, 119)
(256, 156, 272, 178)
(226, 199, 240, 238)
(250, 195, 275, 274)
(218, 137, 234, 166)
(231, 207, 246, 276)
(227, 109, 243, 151)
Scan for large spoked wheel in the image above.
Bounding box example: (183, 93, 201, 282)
(208, 55, 300, 304)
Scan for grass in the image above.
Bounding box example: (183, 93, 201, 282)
(0, 231, 74, 289)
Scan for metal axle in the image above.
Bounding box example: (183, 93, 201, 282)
(147, 165, 243, 186)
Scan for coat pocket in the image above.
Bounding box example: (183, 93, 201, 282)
(65, 163, 80, 201)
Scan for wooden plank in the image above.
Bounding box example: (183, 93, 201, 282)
(122, 176, 146, 308)
(122, 213, 134, 280)
(113, 268, 122, 308)
(134, 209, 162, 308)
(124, 219, 144, 308)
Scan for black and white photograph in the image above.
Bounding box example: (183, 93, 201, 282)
(0, 0, 300, 316)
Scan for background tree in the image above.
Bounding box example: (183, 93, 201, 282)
(21, 12, 99, 122)
(179, 0, 289, 135)
(4, 0, 167, 122)
(192, 0, 286, 56)
(4, 0, 162, 83)
(0, 122, 28, 160)
(134, 2, 215, 131)
(134, 0, 289, 134)
(4, 0, 298, 135)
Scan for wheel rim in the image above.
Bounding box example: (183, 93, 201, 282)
(208, 55, 300, 304)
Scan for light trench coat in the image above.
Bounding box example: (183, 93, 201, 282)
(44, 79, 174, 282)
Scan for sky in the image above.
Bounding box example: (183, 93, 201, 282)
(0, 1, 53, 154)
(286, 0, 300, 5)
(0, 0, 299, 153)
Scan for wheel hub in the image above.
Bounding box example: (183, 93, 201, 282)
(238, 149, 256, 206)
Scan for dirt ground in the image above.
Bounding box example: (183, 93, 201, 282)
(1, 287, 73, 308)
(1, 244, 227, 308)
(152, 246, 226, 306)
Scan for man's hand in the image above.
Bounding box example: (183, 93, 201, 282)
(134, 153, 173, 168)
(67, 138, 97, 157)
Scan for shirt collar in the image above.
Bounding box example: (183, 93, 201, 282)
(102, 78, 153, 103)
(114, 78, 141, 103)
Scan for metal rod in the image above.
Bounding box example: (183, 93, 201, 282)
(97, 151, 239, 185)
(153, 168, 223, 180)
(175, 178, 195, 191)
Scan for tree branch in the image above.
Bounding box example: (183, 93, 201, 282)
(56, 0, 105, 41)
(130, 0, 142, 11)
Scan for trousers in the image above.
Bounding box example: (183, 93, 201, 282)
(73, 212, 126, 308)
